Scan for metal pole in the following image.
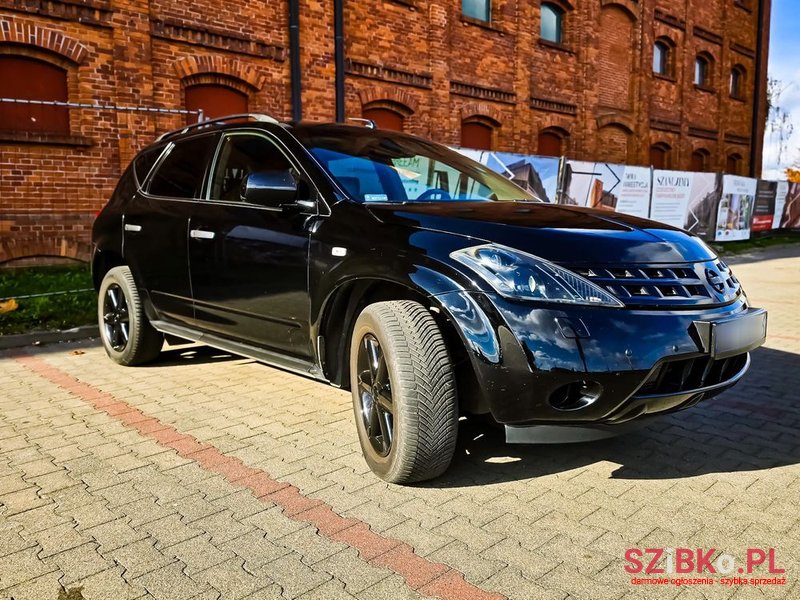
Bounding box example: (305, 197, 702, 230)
(334, 0, 345, 123)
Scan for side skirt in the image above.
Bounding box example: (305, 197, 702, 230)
(150, 320, 328, 383)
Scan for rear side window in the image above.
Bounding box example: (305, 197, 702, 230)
(147, 135, 217, 198)
(133, 146, 165, 187)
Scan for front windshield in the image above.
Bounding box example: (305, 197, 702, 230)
(295, 127, 537, 203)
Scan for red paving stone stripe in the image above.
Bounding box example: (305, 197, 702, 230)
(15, 354, 505, 600)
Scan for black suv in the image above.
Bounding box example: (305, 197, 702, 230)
(93, 114, 767, 483)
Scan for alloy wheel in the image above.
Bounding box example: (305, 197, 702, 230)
(102, 283, 130, 351)
(356, 333, 394, 457)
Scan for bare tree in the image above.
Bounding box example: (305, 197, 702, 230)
(767, 77, 795, 167)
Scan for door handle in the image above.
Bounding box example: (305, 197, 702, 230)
(124, 223, 142, 232)
(190, 229, 216, 240)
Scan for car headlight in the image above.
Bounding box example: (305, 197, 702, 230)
(451, 244, 623, 307)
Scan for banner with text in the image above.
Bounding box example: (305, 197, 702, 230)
(752, 181, 785, 233)
(714, 175, 757, 241)
(651, 170, 721, 239)
(562, 161, 652, 218)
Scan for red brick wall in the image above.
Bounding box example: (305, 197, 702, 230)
(0, 0, 770, 263)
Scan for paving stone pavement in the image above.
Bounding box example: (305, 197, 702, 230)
(1, 247, 799, 600)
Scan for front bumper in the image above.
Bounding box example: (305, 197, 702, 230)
(436, 291, 766, 426)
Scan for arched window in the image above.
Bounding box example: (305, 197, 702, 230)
(726, 153, 743, 175)
(463, 0, 491, 22)
(362, 107, 405, 132)
(691, 149, 710, 172)
(653, 39, 673, 77)
(541, 3, 565, 44)
(461, 120, 493, 150)
(730, 65, 746, 99)
(649, 143, 672, 169)
(184, 84, 248, 124)
(694, 54, 713, 88)
(0, 56, 69, 134)
(537, 128, 567, 157)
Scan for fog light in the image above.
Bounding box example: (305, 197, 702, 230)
(548, 380, 603, 411)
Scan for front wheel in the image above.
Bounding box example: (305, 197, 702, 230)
(98, 266, 163, 366)
(349, 301, 458, 483)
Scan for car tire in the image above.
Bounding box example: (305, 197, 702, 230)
(98, 266, 163, 366)
(349, 300, 458, 483)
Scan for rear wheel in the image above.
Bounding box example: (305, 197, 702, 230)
(98, 266, 163, 366)
(349, 301, 458, 483)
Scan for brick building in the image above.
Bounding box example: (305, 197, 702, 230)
(0, 0, 771, 264)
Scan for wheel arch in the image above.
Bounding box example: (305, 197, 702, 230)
(92, 247, 125, 291)
(317, 273, 489, 415)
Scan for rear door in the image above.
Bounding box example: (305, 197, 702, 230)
(123, 133, 218, 324)
(187, 129, 315, 358)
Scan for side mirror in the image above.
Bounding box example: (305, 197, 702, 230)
(241, 170, 299, 207)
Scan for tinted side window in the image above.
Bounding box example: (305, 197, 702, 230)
(133, 146, 164, 187)
(148, 135, 216, 198)
(209, 134, 293, 202)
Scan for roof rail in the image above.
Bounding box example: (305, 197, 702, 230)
(156, 113, 281, 142)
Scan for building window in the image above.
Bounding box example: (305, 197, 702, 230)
(653, 39, 673, 77)
(730, 65, 746, 99)
(184, 84, 248, 124)
(691, 149, 710, 172)
(462, 0, 490, 22)
(650, 143, 671, 169)
(537, 128, 566, 157)
(362, 107, 405, 132)
(461, 120, 493, 150)
(694, 54, 713, 88)
(541, 3, 564, 44)
(726, 153, 743, 175)
(0, 56, 69, 135)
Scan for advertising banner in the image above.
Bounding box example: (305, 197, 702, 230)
(773, 181, 789, 229)
(714, 175, 756, 241)
(651, 170, 720, 238)
(752, 181, 779, 233)
(455, 149, 561, 203)
(562, 162, 651, 218)
(780, 182, 800, 229)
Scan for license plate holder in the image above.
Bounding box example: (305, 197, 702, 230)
(693, 309, 767, 358)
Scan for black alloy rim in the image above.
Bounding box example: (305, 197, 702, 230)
(356, 333, 394, 457)
(103, 283, 130, 351)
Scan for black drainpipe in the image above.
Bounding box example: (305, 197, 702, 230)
(750, 0, 769, 177)
(289, 0, 302, 121)
(334, 0, 345, 122)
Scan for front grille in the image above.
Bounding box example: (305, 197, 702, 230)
(571, 260, 741, 307)
(636, 353, 748, 396)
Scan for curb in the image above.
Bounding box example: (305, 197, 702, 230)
(0, 325, 100, 350)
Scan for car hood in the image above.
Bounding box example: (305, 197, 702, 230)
(366, 201, 717, 265)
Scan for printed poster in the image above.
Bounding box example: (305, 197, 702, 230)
(562, 161, 651, 218)
(752, 181, 779, 232)
(780, 182, 800, 229)
(714, 175, 756, 241)
(455, 149, 561, 203)
(651, 170, 721, 239)
(773, 181, 789, 229)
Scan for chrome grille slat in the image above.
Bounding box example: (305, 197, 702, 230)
(571, 261, 741, 307)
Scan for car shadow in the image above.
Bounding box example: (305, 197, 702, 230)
(147, 343, 245, 367)
(429, 346, 800, 487)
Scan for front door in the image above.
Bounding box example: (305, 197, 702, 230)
(187, 130, 315, 358)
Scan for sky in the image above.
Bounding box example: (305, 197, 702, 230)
(762, 0, 800, 179)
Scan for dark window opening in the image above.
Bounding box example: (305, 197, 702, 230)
(461, 121, 493, 150)
(362, 107, 405, 132)
(726, 154, 743, 175)
(650, 143, 671, 169)
(537, 131, 564, 157)
(0, 56, 69, 135)
(463, 0, 490, 21)
(541, 3, 564, 44)
(653, 41, 670, 76)
(209, 134, 294, 203)
(730, 66, 746, 98)
(184, 84, 248, 124)
(691, 150, 710, 172)
(694, 55, 712, 87)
